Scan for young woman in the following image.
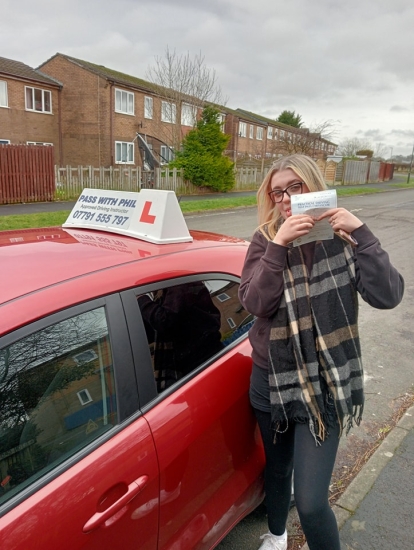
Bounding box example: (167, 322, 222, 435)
(238, 154, 404, 550)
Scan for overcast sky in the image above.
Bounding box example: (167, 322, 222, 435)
(2, 0, 414, 157)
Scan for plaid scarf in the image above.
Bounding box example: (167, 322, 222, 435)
(269, 236, 364, 444)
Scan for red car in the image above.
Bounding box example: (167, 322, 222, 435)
(0, 192, 264, 550)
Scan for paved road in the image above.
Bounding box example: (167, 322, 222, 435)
(0, 176, 408, 217)
(189, 188, 413, 549)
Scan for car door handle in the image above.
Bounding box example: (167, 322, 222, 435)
(83, 475, 149, 533)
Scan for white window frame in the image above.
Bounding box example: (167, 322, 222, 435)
(27, 141, 53, 146)
(256, 127, 263, 141)
(218, 113, 226, 130)
(239, 122, 247, 137)
(0, 80, 8, 107)
(25, 86, 52, 113)
(267, 127, 273, 139)
(144, 96, 153, 119)
(280, 130, 285, 139)
(249, 125, 254, 139)
(115, 88, 134, 115)
(115, 141, 134, 164)
(160, 145, 174, 164)
(181, 103, 197, 127)
(227, 318, 236, 329)
(161, 101, 177, 124)
(0, 139, 10, 144)
(77, 389, 93, 406)
(72, 349, 98, 364)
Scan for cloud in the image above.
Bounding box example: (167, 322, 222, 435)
(2, 0, 414, 155)
(390, 105, 410, 112)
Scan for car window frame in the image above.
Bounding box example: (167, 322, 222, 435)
(0, 292, 140, 517)
(121, 273, 251, 410)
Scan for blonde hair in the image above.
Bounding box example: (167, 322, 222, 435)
(257, 154, 327, 240)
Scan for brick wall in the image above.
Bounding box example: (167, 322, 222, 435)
(0, 77, 60, 157)
(40, 56, 195, 168)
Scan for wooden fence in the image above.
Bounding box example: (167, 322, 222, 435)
(0, 152, 395, 204)
(0, 145, 55, 204)
(54, 165, 265, 201)
(318, 159, 394, 185)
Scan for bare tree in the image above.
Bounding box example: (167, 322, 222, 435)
(146, 47, 226, 150)
(270, 120, 339, 158)
(337, 137, 373, 157)
(373, 142, 388, 159)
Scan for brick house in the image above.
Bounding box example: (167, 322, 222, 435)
(2, 53, 336, 170)
(0, 56, 62, 158)
(235, 109, 337, 160)
(38, 53, 205, 169)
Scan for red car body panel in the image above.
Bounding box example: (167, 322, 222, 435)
(0, 225, 264, 549)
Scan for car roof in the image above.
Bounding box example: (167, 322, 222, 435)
(1, 226, 248, 305)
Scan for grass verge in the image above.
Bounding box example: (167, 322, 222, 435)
(1, 183, 414, 231)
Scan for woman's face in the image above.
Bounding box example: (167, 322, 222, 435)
(269, 168, 310, 220)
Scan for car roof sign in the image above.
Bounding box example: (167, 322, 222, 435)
(62, 188, 193, 244)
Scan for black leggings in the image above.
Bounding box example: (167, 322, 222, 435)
(254, 408, 341, 550)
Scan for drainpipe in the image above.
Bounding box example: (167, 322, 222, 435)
(57, 85, 63, 166)
(109, 81, 114, 165)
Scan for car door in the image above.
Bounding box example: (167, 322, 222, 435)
(0, 294, 159, 550)
(122, 275, 264, 550)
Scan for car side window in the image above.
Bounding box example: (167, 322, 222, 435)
(0, 307, 117, 505)
(137, 279, 253, 393)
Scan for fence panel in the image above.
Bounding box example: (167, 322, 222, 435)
(343, 160, 369, 184)
(0, 145, 55, 204)
(367, 161, 381, 183)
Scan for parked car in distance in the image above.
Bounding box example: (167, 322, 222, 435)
(0, 190, 264, 550)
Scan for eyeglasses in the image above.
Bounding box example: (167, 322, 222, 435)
(268, 182, 304, 203)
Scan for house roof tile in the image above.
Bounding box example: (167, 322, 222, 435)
(0, 56, 62, 86)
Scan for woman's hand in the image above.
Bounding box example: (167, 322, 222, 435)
(317, 208, 363, 233)
(273, 214, 316, 246)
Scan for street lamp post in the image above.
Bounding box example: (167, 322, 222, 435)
(407, 143, 414, 184)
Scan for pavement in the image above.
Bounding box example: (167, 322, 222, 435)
(300, 405, 414, 550)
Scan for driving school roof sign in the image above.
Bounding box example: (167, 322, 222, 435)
(63, 189, 193, 244)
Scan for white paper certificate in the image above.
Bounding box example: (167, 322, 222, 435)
(290, 189, 337, 246)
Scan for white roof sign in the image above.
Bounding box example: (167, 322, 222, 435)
(62, 189, 193, 244)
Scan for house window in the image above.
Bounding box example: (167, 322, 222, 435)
(115, 89, 134, 115)
(115, 141, 134, 164)
(267, 127, 273, 139)
(160, 145, 174, 164)
(256, 127, 263, 140)
(280, 130, 285, 138)
(0, 139, 10, 144)
(25, 87, 52, 113)
(181, 103, 196, 127)
(161, 101, 176, 124)
(227, 318, 236, 329)
(77, 389, 93, 406)
(72, 349, 98, 365)
(0, 81, 8, 107)
(249, 125, 254, 139)
(239, 122, 247, 137)
(144, 96, 153, 119)
(217, 292, 230, 302)
(27, 142, 53, 146)
(218, 113, 226, 130)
